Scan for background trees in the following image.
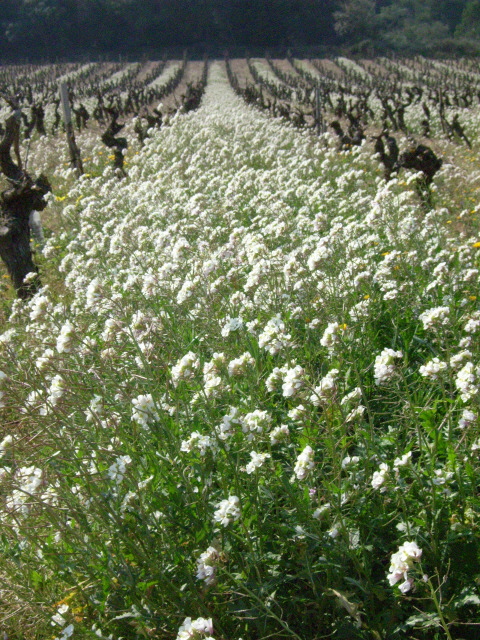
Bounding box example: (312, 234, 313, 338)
(0, 0, 479, 61)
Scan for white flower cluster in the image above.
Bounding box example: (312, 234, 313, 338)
(419, 357, 447, 380)
(6, 466, 43, 516)
(242, 410, 272, 441)
(374, 348, 403, 385)
(56, 320, 74, 353)
(107, 455, 132, 485)
(387, 541, 423, 593)
(176, 616, 214, 640)
(371, 462, 389, 491)
(309, 369, 339, 405)
(282, 365, 305, 398)
(258, 316, 293, 355)
(181, 432, 218, 457)
(203, 353, 226, 397)
(228, 352, 255, 377)
(0, 434, 14, 458)
(47, 374, 66, 408)
(196, 546, 220, 585)
(171, 351, 200, 386)
(265, 365, 288, 392)
(270, 424, 290, 444)
(458, 408, 477, 429)
(455, 362, 480, 402)
(215, 407, 242, 441)
(463, 311, 480, 333)
(320, 322, 344, 351)
(213, 495, 241, 526)
(131, 394, 159, 428)
(419, 306, 450, 330)
(245, 451, 271, 474)
(221, 315, 243, 337)
(293, 445, 314, 480)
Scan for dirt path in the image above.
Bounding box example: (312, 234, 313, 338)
(159, 60, 205, 111)
(136, 60, 162, 83)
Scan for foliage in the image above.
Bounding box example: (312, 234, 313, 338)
(0, 58, 480, 640)
(0, 0, 479, 60)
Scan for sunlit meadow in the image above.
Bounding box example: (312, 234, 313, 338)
(1, 61, 479, 639)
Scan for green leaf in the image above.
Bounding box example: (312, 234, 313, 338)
(403, 612, 441, 629)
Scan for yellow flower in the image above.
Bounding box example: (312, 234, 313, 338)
(55, 195, 67, 202)
(472, 242, 480, 248)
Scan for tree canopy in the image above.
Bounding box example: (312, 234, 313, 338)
(0, 0, 479, 61)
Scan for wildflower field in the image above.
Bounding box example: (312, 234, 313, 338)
(1, 58, 480, 639)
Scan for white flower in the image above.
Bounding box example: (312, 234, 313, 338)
(345, 405, 365, 422)
(371, 462, 389, 490)
(265, 365, 288, 392)
(56, 320, 74, 353)
(450, 350, 472, 369)
(52, 604, 69, 626)
(387, 541, 422, 590)
(245, 451, 270, 474)
(294, 445, 314, 480)
(107, 455, 132, 484)
(177, 617, 214, 640)
(432, 468, 454, 486)
(419, 306, 450, 330)
(393, 452, 412, 468)
(0, 434, 14, 458)
(258, 315, 293, 355)
(374, 348, 403, 385)
(269, 424, 290, 444)
(320, 322, 343, 351)
(29, 294, 50, 320)
(458, 409, 477, 429)
(309, 368, 339, 405)
(47, 375, 66, 407)
(215, 407, 242, 441)
(56, 624, 74, 640)
(228, 352, 255, 376)
(131, 394, 159, 428)
(213, 495, 240, 526)
(196, 547, 220, 585)
(456, 362, 479, 402)
(419, 358, 447, 380)
(242, 410, 271, 441)
(341, 455, 360, 468)
(36, 347, 55, 370)
(288, 404, 307, 421)
(464, 312, 480, 333)
(340, 387, 362, 405)
(313, 503, 331, 519)
(181, 432, 217, 456)
(221, 315, 243, 337)
(171, 351, 200, 386)
(282, 365, 305, 397)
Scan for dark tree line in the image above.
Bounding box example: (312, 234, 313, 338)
(1, 0, 480, 61)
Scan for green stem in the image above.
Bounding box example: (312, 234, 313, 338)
(427, 577, 453, 640)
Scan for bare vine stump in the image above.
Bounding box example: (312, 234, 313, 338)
(0, 178, 50, 299)
(0, 96, 51, 299)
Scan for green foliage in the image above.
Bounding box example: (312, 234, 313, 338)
(0, 0, 479, 60)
